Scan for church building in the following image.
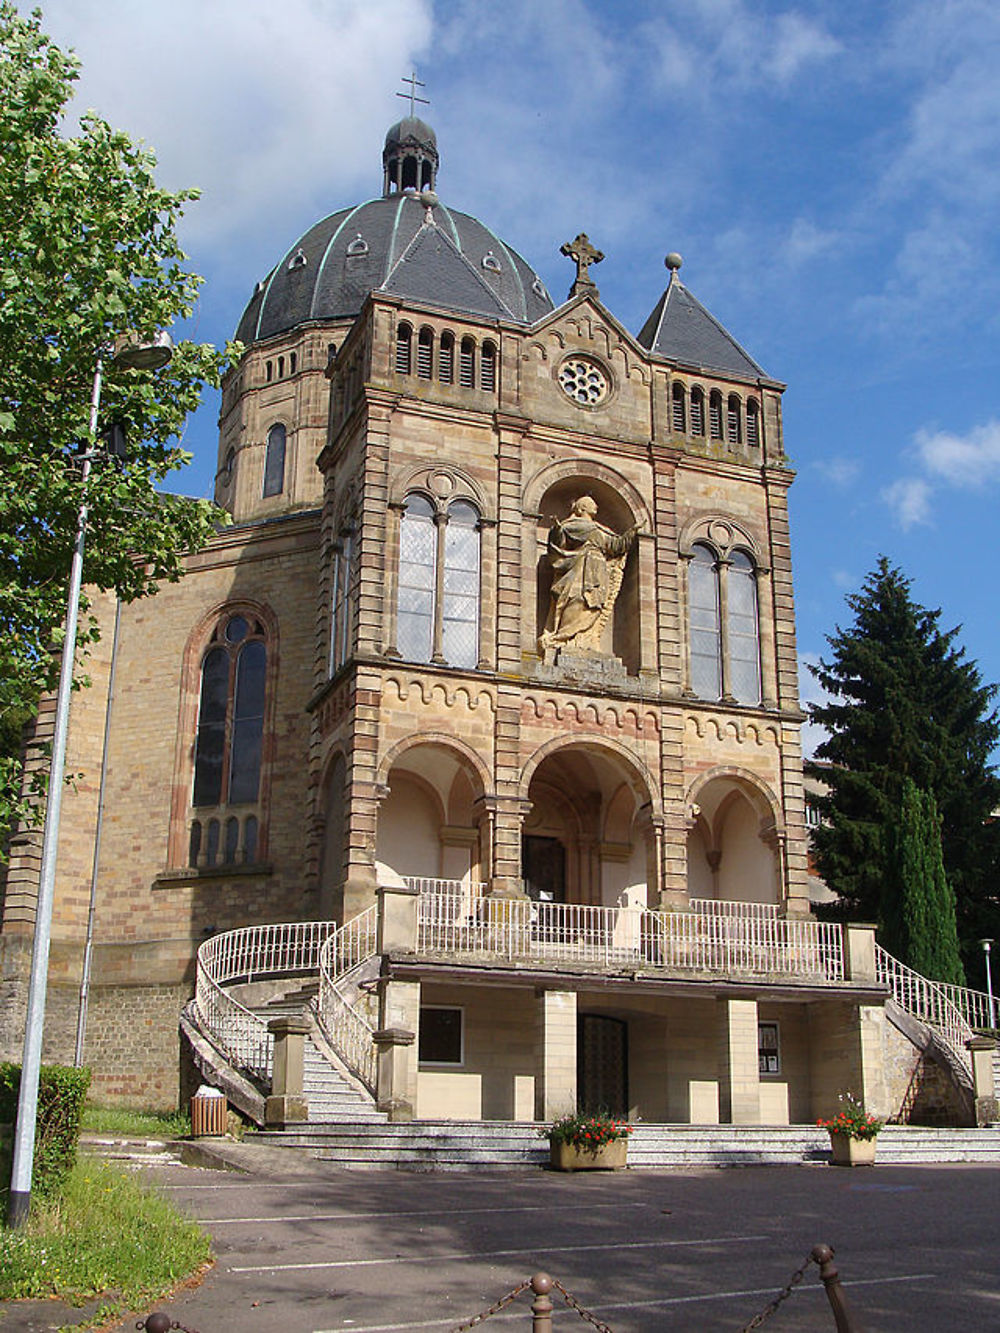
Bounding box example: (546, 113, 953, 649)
(4, 114, 972, 1133)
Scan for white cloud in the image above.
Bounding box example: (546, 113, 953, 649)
(765, 11, 843, 82)
(37, 0, 433, 272)
(916, 419, 1000, 487)
(813, 457, 860, 488)
(783, 218, 842, 268)
(882, 476, 932, 529)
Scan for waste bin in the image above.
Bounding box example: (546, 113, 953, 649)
(190, 1084, 227, 1137)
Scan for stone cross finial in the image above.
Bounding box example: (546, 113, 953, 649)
(560, 233, 604, 299)
(396, 71, 429, 118)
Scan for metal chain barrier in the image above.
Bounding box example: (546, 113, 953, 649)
(552, 1277, 616, 1333)
(737, 1250, 817, 1331)
(451, 1278, 533, 1332)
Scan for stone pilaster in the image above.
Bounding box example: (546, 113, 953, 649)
(718, 997, 761, 1124)
(535, 989, 577, 1121)
(265, 1016, 310, 1126)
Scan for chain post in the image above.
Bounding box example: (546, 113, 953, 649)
(531, 1273, 554, 1333)
(738, 1250, 816, 1331)
(136, 1316, 201, 1333)
(811, 1245, 865, 1333)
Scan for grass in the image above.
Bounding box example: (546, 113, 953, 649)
(81, 1105, 191, 1139)
(0, 1158, 211, 1322)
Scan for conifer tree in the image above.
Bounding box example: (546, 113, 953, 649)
(885, 779, 965, 985)
(807, 559, 1000, 977)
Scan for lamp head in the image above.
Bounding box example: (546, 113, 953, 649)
(112, 331, 174, 371)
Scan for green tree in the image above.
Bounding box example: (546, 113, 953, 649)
(0, 6, 236, 842)
(807, 559, 1000, 978)
(884, 779, 965, 985)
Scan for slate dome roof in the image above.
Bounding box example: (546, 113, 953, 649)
(236, 122, 554, 345)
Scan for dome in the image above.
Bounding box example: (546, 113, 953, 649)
(384, 115, 437, 154)
(235, 121, 554, 345)
(236, 193, 554, 344)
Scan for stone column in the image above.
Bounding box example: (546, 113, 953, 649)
(967, 1036, 999, 1126)
(718, 997, 761, 1124)
(375, 978, 420, 1121)
(376, 875, 419, 953)
(265, 1016, 310, 1127)
(535, 989, 577, 1121)
(843, 923, 877, 983)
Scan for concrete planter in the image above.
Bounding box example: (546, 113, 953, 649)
(828, 1132, 877, 1167)
(550, 1139, 628, 1171)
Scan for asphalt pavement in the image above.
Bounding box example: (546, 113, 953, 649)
(2, 1146, 998, 1333)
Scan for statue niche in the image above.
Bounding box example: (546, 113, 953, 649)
(538, 495, 639, 663)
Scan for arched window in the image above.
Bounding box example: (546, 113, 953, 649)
(459, 337, 475, 388)
(728, 551, 761, 704)
(690, 387, 705, 436)
(263, 424, 286, 497)
(709, 391, 724, 441)
(329, 523, 357, 675)
(193, 614, 267, 809)
(395, 322, 412, 375)
(671, 383, 686, 433)
(417, 326, 433, 379)
(480, 341, 497, 393)
(397, 494, 437, 663)
(746, 399, 760, 448)
(687, 544, 761, 705)
(439, 332, 454, 384)
(397, 495, 481, 667)
(727, 395, 742, 445)
(689, 544, 722, 701)
(442, 501, 481, 668)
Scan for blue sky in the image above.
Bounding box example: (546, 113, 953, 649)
(34, 0, 1000, 747)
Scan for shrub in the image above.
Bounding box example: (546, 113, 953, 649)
(0, 1063, 92, 1207)
(817, 1091, 883, 1141)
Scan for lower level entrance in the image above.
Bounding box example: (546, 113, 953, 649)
(578, 1014, 628, 1116)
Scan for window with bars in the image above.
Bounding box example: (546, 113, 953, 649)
(727, 395, 742, 446)
(709, 391, 724, 440)
(395, 322, 412, 375)
(459, 337, 475, 387)
(690, 388, 705, 436)
(480, 341, 496, 393)
(671, 383, 686, 433)
(263, 424, 286, 497)
(417, 327, 433, 379)
(397, 494, 481, 667)
(746, 399, 760, 447)
(439, 332, 454, 384)
(329, 528, 356, 675)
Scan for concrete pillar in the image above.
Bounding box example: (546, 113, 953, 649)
(967, 1036, 999, 1126)
(535, 989, 577, 1121)
(718, 997, 761, 1124)
(375, 978, 420, 1121)
(843, 923, 878, 983)
(808, 999, 890, 1122)
(265, 1016, 310, 1127)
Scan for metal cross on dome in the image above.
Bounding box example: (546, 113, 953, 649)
(396, 71, 430, 117)
(561, 232, 604, 300)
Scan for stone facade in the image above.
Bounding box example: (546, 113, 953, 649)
(0, 118, 914, 1121)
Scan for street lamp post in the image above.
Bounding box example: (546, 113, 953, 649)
(981, 939, 996, 1032)
(7, 334, 173, 1228)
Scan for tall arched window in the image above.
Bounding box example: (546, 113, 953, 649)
(397, 494, 437, 662)
(746, 399, 760, 447)
(480, 341, 497, 393)
(397, 494, 481, 667)
(687, 544, 761, 705)
(689, 544, 722, 701)
(690, 387, 705, 436)
(417, 326, 433, 379)
(263, 424, 286, 497)
(727, 395, 742, 446)
(193, 614, 266, 808)
(459, 337, 475, 388)
(395, 322, 412, 375)
(329, 523, 357, 675)
(439, 332, 454, 384)
(728, 551, 761, 704)
(709, 391, 724, 441)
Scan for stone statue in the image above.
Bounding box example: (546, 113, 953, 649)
(539, 496, 640, 656)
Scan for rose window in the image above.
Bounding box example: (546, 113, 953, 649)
(558, 357, 609, 405)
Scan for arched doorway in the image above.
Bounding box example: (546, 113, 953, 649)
(523, 742, 657, 908)
(686, 774, 782, 906)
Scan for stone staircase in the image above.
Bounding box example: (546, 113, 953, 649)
(247, 1120, 1000, 1171)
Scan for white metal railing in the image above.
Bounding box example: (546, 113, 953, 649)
(689, 898, 780, 920)
(876, 945, 975, 1073)
(935, 979, 997, 1033)
(316, 906, 379, 1094)
(404, 876, 487, 899)
(417, 893, 844, 981)
(195, 920, 335, 1079)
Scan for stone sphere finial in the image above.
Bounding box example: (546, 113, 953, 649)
(665, 252, 683, 272)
